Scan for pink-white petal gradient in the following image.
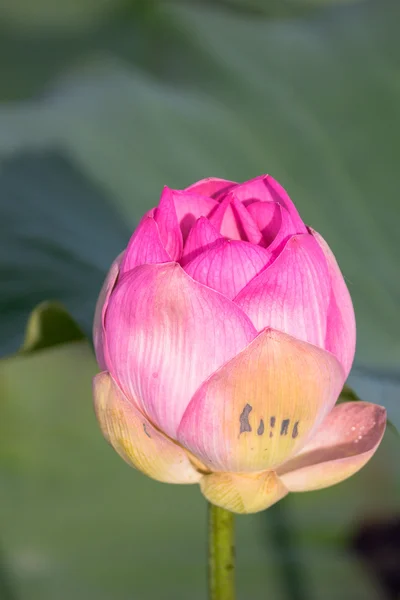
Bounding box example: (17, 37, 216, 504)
(184, 239, 271, 299)
(93, 252, 123, 370)
(310, 229, 356, 377)
(105, 263, 257, 438)
(277, 401, 386, 491)
(235, 234, 331, 348)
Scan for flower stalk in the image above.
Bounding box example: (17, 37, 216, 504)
(208, 502, 235, 600)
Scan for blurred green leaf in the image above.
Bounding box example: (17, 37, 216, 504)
(0, 341, 398, 600)
(0, 151, 129, 355)
(20, 301, 85, 354)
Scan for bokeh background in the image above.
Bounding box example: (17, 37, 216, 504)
(0, 0, 399, 599)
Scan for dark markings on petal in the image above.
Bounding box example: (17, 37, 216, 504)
(143, 423, 152, 438)
(270, 416, 276, 428)
(239, 403, 253, 434)
(292, 421, 299, 439)
(280, 419, 290, 436)
(257, 419, 265, 436)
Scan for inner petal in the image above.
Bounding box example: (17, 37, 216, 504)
(183, 239, 271, 299)
(209, 195, 263, 243)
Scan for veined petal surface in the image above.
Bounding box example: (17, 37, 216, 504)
(200, 471, 288, 514)
(178, 328, 344, 472)
(278, 401, 386, 491)
(93, 252, 123, 370)
(311, 229, 356, 377)
(93, 372, 201, 484)
(105, 263, 257, 438)
(235, 234, 331, 348)
(120, 217, 170, 274)
(154, 187, 183, 260)
(183, 239, 270, 300)
(180, 217, 222, 266)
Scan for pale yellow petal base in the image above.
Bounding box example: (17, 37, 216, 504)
(94, 372, 201, 484)
(200, 471, 288, 514)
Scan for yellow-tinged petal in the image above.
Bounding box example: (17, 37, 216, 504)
(178, 328, 344, 473)
(200, 471, 288, 514)
(93, 372, 201, 484)
(277, 401, 386, 491)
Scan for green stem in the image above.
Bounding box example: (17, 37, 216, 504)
(208, 503, 235, 600)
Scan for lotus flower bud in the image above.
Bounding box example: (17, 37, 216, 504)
(93, 175, 386, 514)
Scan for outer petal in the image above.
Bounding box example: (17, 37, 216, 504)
(154, 187, 183, 260)
(120, 217, 170, 274)
(200, 471, 288, 514)
(277, 402, 386, 491)
(184, 239, 271, 300)
(178, 328, 345, 472)
(180, 217, 222, 266)
(93, 372, 201, 484)
(93, 253, 123, 370)
(184, 177, 236, 199)
(105, 263, 257, 438)
(235, 234, 331, 348)
(209, 195, 263, 243)
(171, 190, 218, 241)
(310, 229, 356, 377)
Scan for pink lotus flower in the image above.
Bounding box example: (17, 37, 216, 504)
(93, 175, 386, 514)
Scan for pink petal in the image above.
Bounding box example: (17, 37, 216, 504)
(184, 177, 236, 199)
(120, 217, 170, 274)
(230, 175, 272, 204)
(235, 234, 331, 348)
(246, 201, 299, 250)
(178, 328, 345, 473)
(310, 229, 356, 377)
(93, 253, 123, 370)
(277, 402, 386, 491)
(93, 372, 202, 484)
(263, 176, 307, 234)
(105, 263, 257, 438)
(153, 187, 183, 260)
(172, 190, 218, 241)
(180, 217, 223, 266)
(200, 471, 288, 514)
(184, 239, 271, 300)
(209, 195, 263, 243)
